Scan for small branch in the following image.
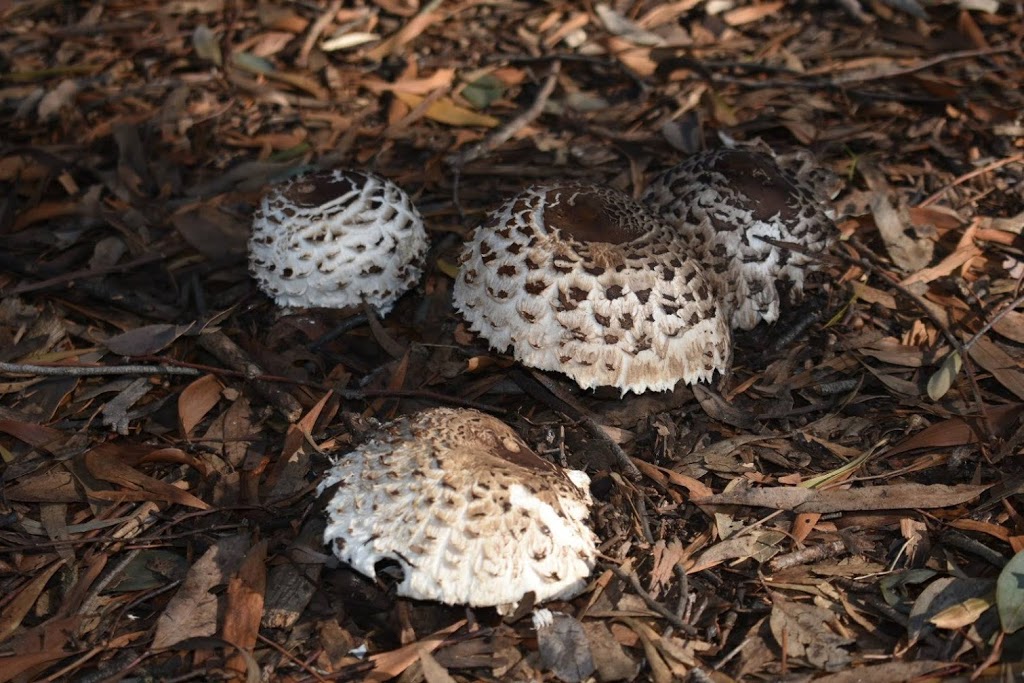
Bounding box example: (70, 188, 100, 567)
(919, 152, 1024, 208)
(607, 564, 697, 636)
(0, 361, 201, 377)
(446, 60, 561, 168)
(447, 61, 561, 222)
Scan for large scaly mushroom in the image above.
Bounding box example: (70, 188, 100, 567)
(644, 149, 838, 331)
(453, 182, 732, 395)
(249, 168, 428, 315)
(319, 408, 598, 614)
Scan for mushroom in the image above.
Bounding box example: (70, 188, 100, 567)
(452, 182, 732, 395)
(249, 168, 428, 315)
(319, 407, 598, 614)
(643, 149, 838, 330)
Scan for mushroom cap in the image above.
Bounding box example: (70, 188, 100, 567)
(643, 149, 837, 330)
(453, 183, 732, 395)
(319, 408, 597, 614)
(249, 169, 428, 314)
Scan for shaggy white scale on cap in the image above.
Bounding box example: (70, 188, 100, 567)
(249, 169, 428, 314)
(453, 183, 731, 395)
(319, 408, 597, 614)
(643, 149, 838, 331)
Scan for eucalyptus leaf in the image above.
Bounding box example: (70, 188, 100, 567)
(461, 74, 504, 110)
(927, 350, 961, 401)
(192, 25, 222, 66)
(997, 549, 1024, 633)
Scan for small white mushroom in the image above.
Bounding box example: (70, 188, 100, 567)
(249, 169, 428, 315)
(644, 149, 838, 331)
(452, 183, 732, 395)
(319, 408, 598, 614)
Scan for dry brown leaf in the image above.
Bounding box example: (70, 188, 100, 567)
(769, 596, 853, 670)
(84, 447, 210, 510)
(723, 2, 785, 26)
(223, 540, 268, 676)
(647, 539, 687, 598)
(967, 337, 1024, 401)
(689, 530, 787, 573)
(392, 91, 499, 127)
(152, 534, 251, 649)
(368, 620, 466, 681)
(812, 661, 950, 683)
(850, 280, 897, 309)
(0, 420, 64, 451)
(870, 193, 934, 273)
(901, 219, 982, 286)
(0, 560, 64, 644)
(993, 310, 1024, 344)
(859, 338, 927, 367)
(648, 459, 713, 498)
(883, 404, 1024, 458)
(694, 483, 989, 513)
(362, 68, 456, 95)
(178, 373, 224, 437)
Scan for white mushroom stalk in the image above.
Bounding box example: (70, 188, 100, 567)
(249, 168, 428, 315)
(319, 408, 598, 615)
(453, 182, 732, 395)
(644, 149, 837, 331)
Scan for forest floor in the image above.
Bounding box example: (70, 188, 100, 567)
(1, 1, 1024, 681)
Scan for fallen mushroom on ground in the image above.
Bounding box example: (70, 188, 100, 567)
(454, 148, 837, 394)
(249, 168, 428, 314)
(318, 407, 598, 614)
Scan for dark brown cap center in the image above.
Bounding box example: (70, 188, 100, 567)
(712, 150, 803, 223)
(542, 185, 649, 245)
(283, 170, 363, 208)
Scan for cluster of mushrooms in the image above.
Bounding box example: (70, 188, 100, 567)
(249, 149, 838, 614)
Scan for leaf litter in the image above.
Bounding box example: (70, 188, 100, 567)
(1, 0, 1023, 681)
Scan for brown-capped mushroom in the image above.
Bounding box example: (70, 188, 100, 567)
(644, 149, 838, 330)
(319, 408, 597, 614)
(249, 169, 428, 314)
(452, 183, 732, 395)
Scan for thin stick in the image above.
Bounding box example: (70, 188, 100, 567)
(607, 565, 697, 636)
(919, 152, 1024, 208)
(447, 61, 561, 224)
(446, 61, 561, 168)
(0, 361, 201, 377)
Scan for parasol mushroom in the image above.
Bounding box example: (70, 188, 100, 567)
(249, 168, 428, 315)
(319, 407, 598, 614)
(452, 182, 732, 395)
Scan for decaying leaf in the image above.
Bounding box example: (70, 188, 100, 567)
(768, 595, 853, 671)
(997, 550, 1024, 634)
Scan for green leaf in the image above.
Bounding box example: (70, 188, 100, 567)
(927, 350, 961, 401)
(997, 549, 1024, 633)
(461, 74, 504, 110)
(192, 25, 222, 66)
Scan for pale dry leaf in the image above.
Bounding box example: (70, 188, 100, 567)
(690, 530, 787, 573)
(907, 577, 993, 643)
(870, 193, 933, 272)
(694, 483, 989, 513)
(967, 337, 1024, 401)
(152, 534, 251, 649)
(769, 596, 853, 671)
(536, 613, 595, 683)
(179, 373, 224, 437)
(392, 91, 499, 127)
